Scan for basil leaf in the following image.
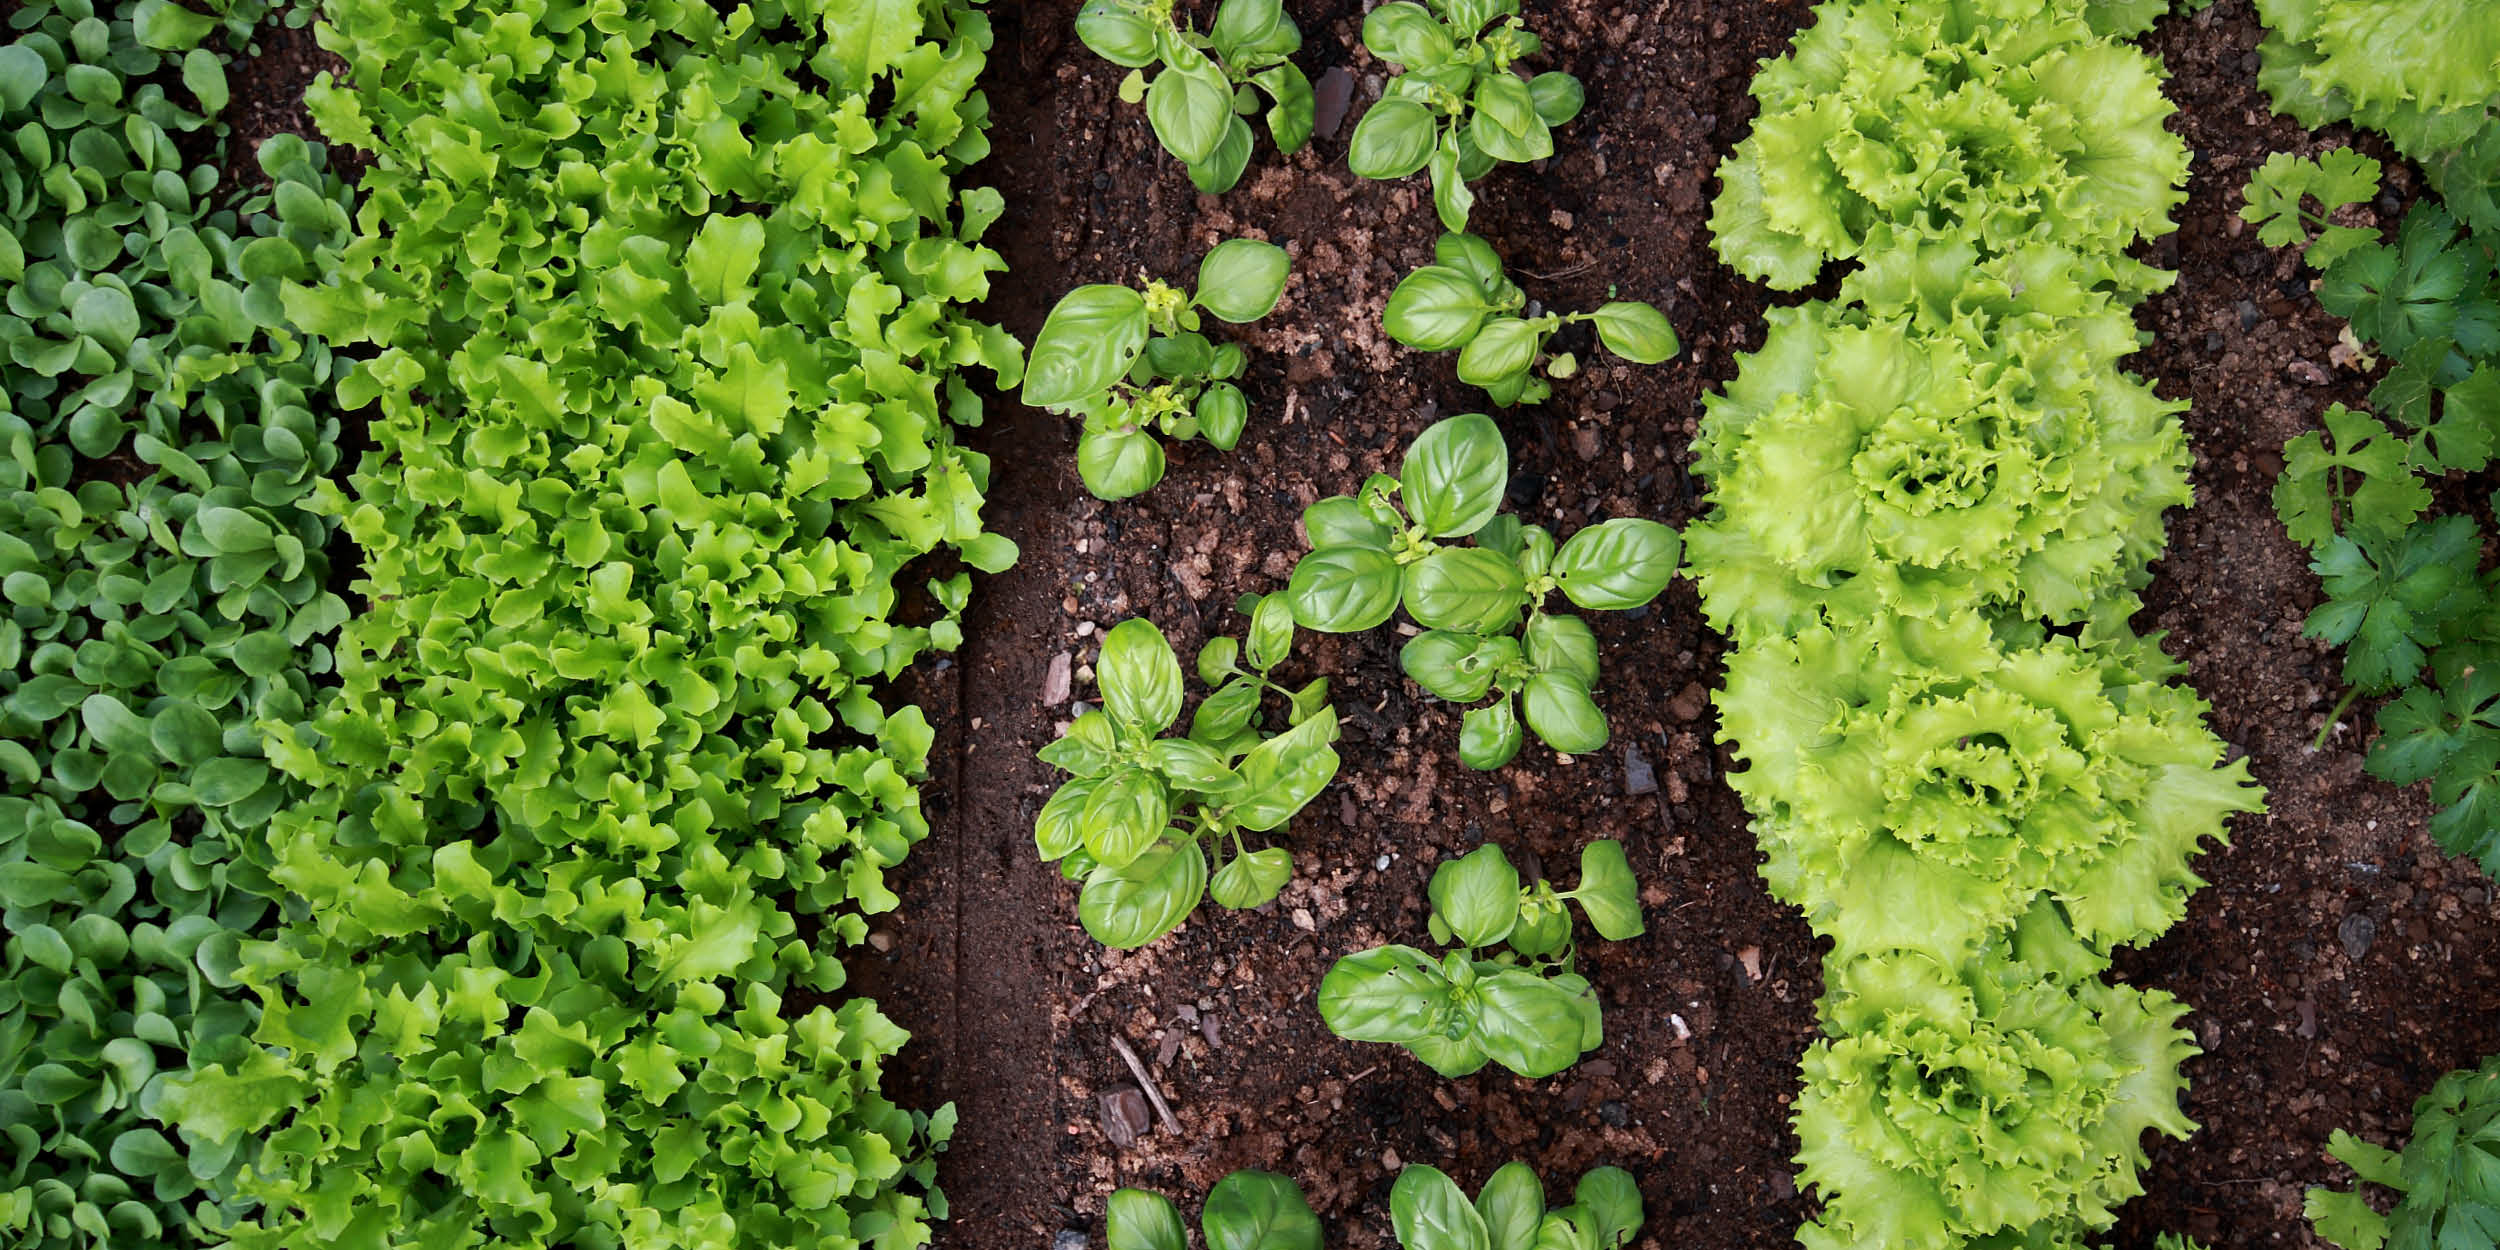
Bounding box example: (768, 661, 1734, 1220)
(1430, 131, 1476, 231)
(1099, 617, 1185, 733)
(1187, 115, 1255, 194)
(1080, 839, 1208, 948)
(1552, 518, 1680, 611)
(1230, 706, 1339, 831)
(1209, 0, 1299, 65)
(1402, 413, 1509, 538)
(1405, 1031, 1493, 1078)
(1521, 672, 1608, 756)
(1035, 775, 1101, 860)
(1573, 1167, 1643, 1249)
(1080, 766, 1173, 868)
(1361, 2, 1453, 66)
(1527, 72, 1585, 127)
(1316, 944, 1447, 1042)
(1459, 696, 1525, 771)
(1026, 285, 1149, 408)
(1301, 496, 1392, 550)
(1208, 846, 1293, 911)
(1078, 427, 1169, 501)
(1384, 264, 1493, 351)
(1254, 63, 1315, 154)
(1475, 1161, 1547, 1250)
(1196, 238, 1291, 323)
(1150, 738, 1239, 795)
(1190, 675, 1264, 744)
(1196, 381, 1250, 451)
(1246, 591, 1296, 671)
(1469, 969, 1590, 1077)
(1436, 232, 1510, 296)
(1455, 316, 1541, 389)
(1147, 43, 1237, 165)
(1428, 843, 1520, 948)
(1569, 840, 1644, 941)
(1400, 630, 1516, 703)
(1197, 635, 1241, 685)
(1038, 709, 1120, 776)
(1523, 613, 1599, 686)
(1589, 301, 1678, 364)
(1348, 97, 1439, 180)
(1107, 1188, 1191, 1250)
(1286, 546, 1403, 633)
(1392, 1165, 1492, 1250)
(1075, 1, 1161, 67)
(1203, 1169, 1322, 1250)
(1406, 546, 1527, 633)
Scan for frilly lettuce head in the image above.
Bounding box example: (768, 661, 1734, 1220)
(1685, 283, 2192, 642)
(2254, 0, 2500, 198)
(1710, 0, 2190, 288)
(1794, 944, 2200, 1249)
(1719, 611, 2263, 964)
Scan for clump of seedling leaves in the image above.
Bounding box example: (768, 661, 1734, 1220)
(1025, 238, 1291, 500)
(2307, 1051, 2500, 1249)
(0, 0, 354, 1242)
(1036, 598, 1338, 948)
(1104, 1170, 1322, 1250)
(2243, 149, 2500, 870)
(1384, 232, 1678, 405)
(1317, 840, 1641, 1077)
(1285, 414, 1679, 768)
(1347, 0, 1583, 231)
(1389, 1161, 1643, 1250)
(1073, 0, 1313, 193)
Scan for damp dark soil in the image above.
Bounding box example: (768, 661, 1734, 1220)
(203, 0, 2500, 1245)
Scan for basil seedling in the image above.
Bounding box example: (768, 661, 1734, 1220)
(1390, 1161, 1644, 1250)
(1317, 841, 1642, 1077)
(1346, 0, 1585, 230)
(1385, 232, 1678, 405)
(1284, 414, 1680, 768)
(1025, 239, 1292, 500)
(1036, 600, 1339, 948)
(1075, 0, 1315, 193)
(1105, 1170, 1322, 1250)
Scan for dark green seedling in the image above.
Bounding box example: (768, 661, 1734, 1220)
(1106, 1170, 1323, 1250)
(1385, 233, 1678, 405)
(1035, 601, 1338, 948)
(1074, 0, 1314, 193)
(1024, 239, 1291, 500)
(1346, 0, 1584, 229)
(1316, 841, 1640, 1078)
(1284, 414, 1679, 768)
(1391, 1162, 1644, 1250)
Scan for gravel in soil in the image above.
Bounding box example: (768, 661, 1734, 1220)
(859, 1, 2500, 1248)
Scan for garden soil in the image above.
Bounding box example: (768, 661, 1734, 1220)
(221, 0, 2500, 1246)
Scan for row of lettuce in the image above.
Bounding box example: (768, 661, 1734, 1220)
(1696, 0, 2265, 1244)
(3, 0, 1015, 1246)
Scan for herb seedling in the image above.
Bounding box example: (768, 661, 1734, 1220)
(1024, 238, 1291, 500)
(1384, 232, 1678, 405)
(1105, 1171, 1321, 1250)
(1390, 1161, 1643, 1250)
(1317, 840, 1641, 1078)
(1346, 0, 1584, 230)
(2307, 1053, 2500, 1250)
(1074, 0, 1314, 193)
(1285, 414, 1679, 768)
(1035, 601, 1339, 948)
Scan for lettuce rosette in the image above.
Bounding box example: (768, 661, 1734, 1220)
(1685, 296, 2191, 642)
(1793, 943, 2199, 1250)
(2254, 0, 2500, 219)
(1709, 0, 2189, 287)
(1718, 610, 2262, 964)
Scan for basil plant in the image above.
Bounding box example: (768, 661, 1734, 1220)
(1390, 1162, 1644, 1250)
(1386, 232, 1679, 406)
(1023, 238, 1291, 500)
(1285, 414, 1679, 769)
(1074, 0, 1314, 193)
(1317, 840, 1643, 1078)
(1036, 601, 1337, 949)
(1347, 0, 1584, 230)
(1106, 1170, 1321, 1250)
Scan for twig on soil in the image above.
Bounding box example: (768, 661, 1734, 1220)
(1109, 1034, 1183, 1135)
(1522, 260, 1598, 281)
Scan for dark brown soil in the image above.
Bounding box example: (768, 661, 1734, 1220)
(196, 0, 2500, 1244)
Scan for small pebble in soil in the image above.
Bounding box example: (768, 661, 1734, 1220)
(1598, 1100, 1629, 1127)
(1099, 1088, 1150, 1149)
(1313, 67, 1354, 139)
(1623, 745, 1658, 796)
(1374, 854, 1392, 870)
(2340, 912, 2377, 961)
(1056, 1231, 1088, 1250)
